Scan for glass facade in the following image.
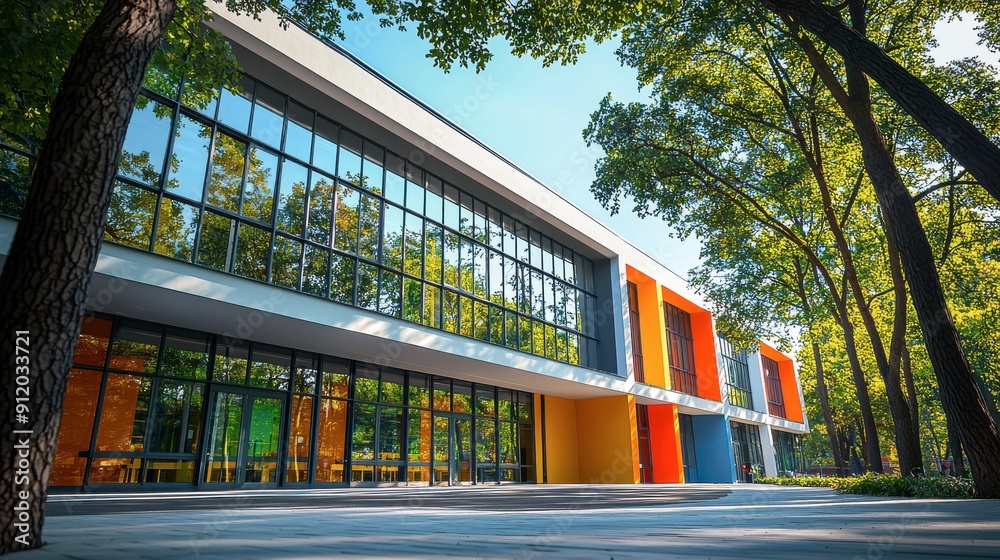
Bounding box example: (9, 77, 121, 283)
(0, 68, 600, 369)
(762, 356, 786, 418)
(0, 59, 809, 491)
(773, 429, 805, 476)
(719, 335, 752, 409)
(0, 143, 31, 218)
(51, 313, 535, 488)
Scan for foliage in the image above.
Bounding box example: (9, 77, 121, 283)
(759, 473, 976, 498)
(0, 0, 100, 149)
(757, 475, 834, 487)
(0, 0, 244, 148)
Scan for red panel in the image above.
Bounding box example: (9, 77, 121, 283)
(648, 404, 684, 483)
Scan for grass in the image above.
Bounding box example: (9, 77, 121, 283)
(756, 473, 976, 498)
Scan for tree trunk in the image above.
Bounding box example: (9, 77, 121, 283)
(846, 424, 865, 474)
(0, 0, 175, 553)
(781, 1, 921, 478)
(947, 414, 968, 478)
(811, 342, 847, 476)
(820, 185, 921, 476)
(901, 346, 920, 445)
(972, 370, 1000, 430)
(790, 258, 847, 477)
(882, 213, 923, 476)
(758, 0, 1000, 204)
(837, 314, 883, 473)
(842, 58, 1000, 500)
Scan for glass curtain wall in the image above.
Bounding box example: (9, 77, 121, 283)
(718, 335, 752, 409)
(0, 65, 603, 370)
(773, 430, 805, 476)
(51, 312, 535, 488)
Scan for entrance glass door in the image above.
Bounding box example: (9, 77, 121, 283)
(432, 413, 473, 485)
(204, 392, 243, 483)
(204, 390, 284, 486)
(244, 396, 282, 483)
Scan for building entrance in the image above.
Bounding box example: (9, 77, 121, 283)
(433, 413, 473, 485)
(203, 389, 284, 486)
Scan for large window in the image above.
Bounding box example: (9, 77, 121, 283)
(0, 67, 603, 369)
(762, 356, 786, 418)
(679, 413, 698, 483)
(51, 313, 536, 488)
(75, 318, 208, 485)
(627, 281, 644, 383)
(773, 430, 805, 476)
(664, 302, 697, 396)
(719, 335, 752, 409)
(636, 403, 653, 482)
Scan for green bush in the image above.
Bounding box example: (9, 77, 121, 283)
(757, 475, 833, 487)
(756, 473, 975, 498)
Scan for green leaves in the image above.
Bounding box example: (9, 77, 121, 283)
(0, 0, 102, 149)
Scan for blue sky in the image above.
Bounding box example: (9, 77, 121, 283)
(333, 13, 994, 281)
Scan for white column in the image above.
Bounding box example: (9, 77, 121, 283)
(760, 425, 779, 477)
(747, 350, 769, 414)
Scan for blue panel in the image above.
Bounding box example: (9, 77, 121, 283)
(691, 415, 736, 483)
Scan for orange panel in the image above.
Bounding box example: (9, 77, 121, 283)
(648, 404, 685, 483)
(691, 313, 722, 401)
(760, 343, 805, 423)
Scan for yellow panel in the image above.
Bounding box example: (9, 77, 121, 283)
(542, 395, 580, 483)
(576, 395, 640, 484)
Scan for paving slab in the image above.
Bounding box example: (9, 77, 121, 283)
(3, 484, 999, 559)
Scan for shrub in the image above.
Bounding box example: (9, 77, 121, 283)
(756, 475, 833, 487)
(756, 473, 975, 498)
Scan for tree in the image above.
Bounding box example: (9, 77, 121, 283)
(0, 0, 388, 552)
(588, 4, 915, 473)
(787, 0, 1000, 494)
(0, 0, 179, 551)
(756, 0, 1000, 204)
(582, 0, 1000, 488)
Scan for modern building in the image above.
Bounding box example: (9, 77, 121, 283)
(0, 5, 807, 491)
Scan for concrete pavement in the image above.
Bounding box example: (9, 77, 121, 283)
(4, 484, 999, 559)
